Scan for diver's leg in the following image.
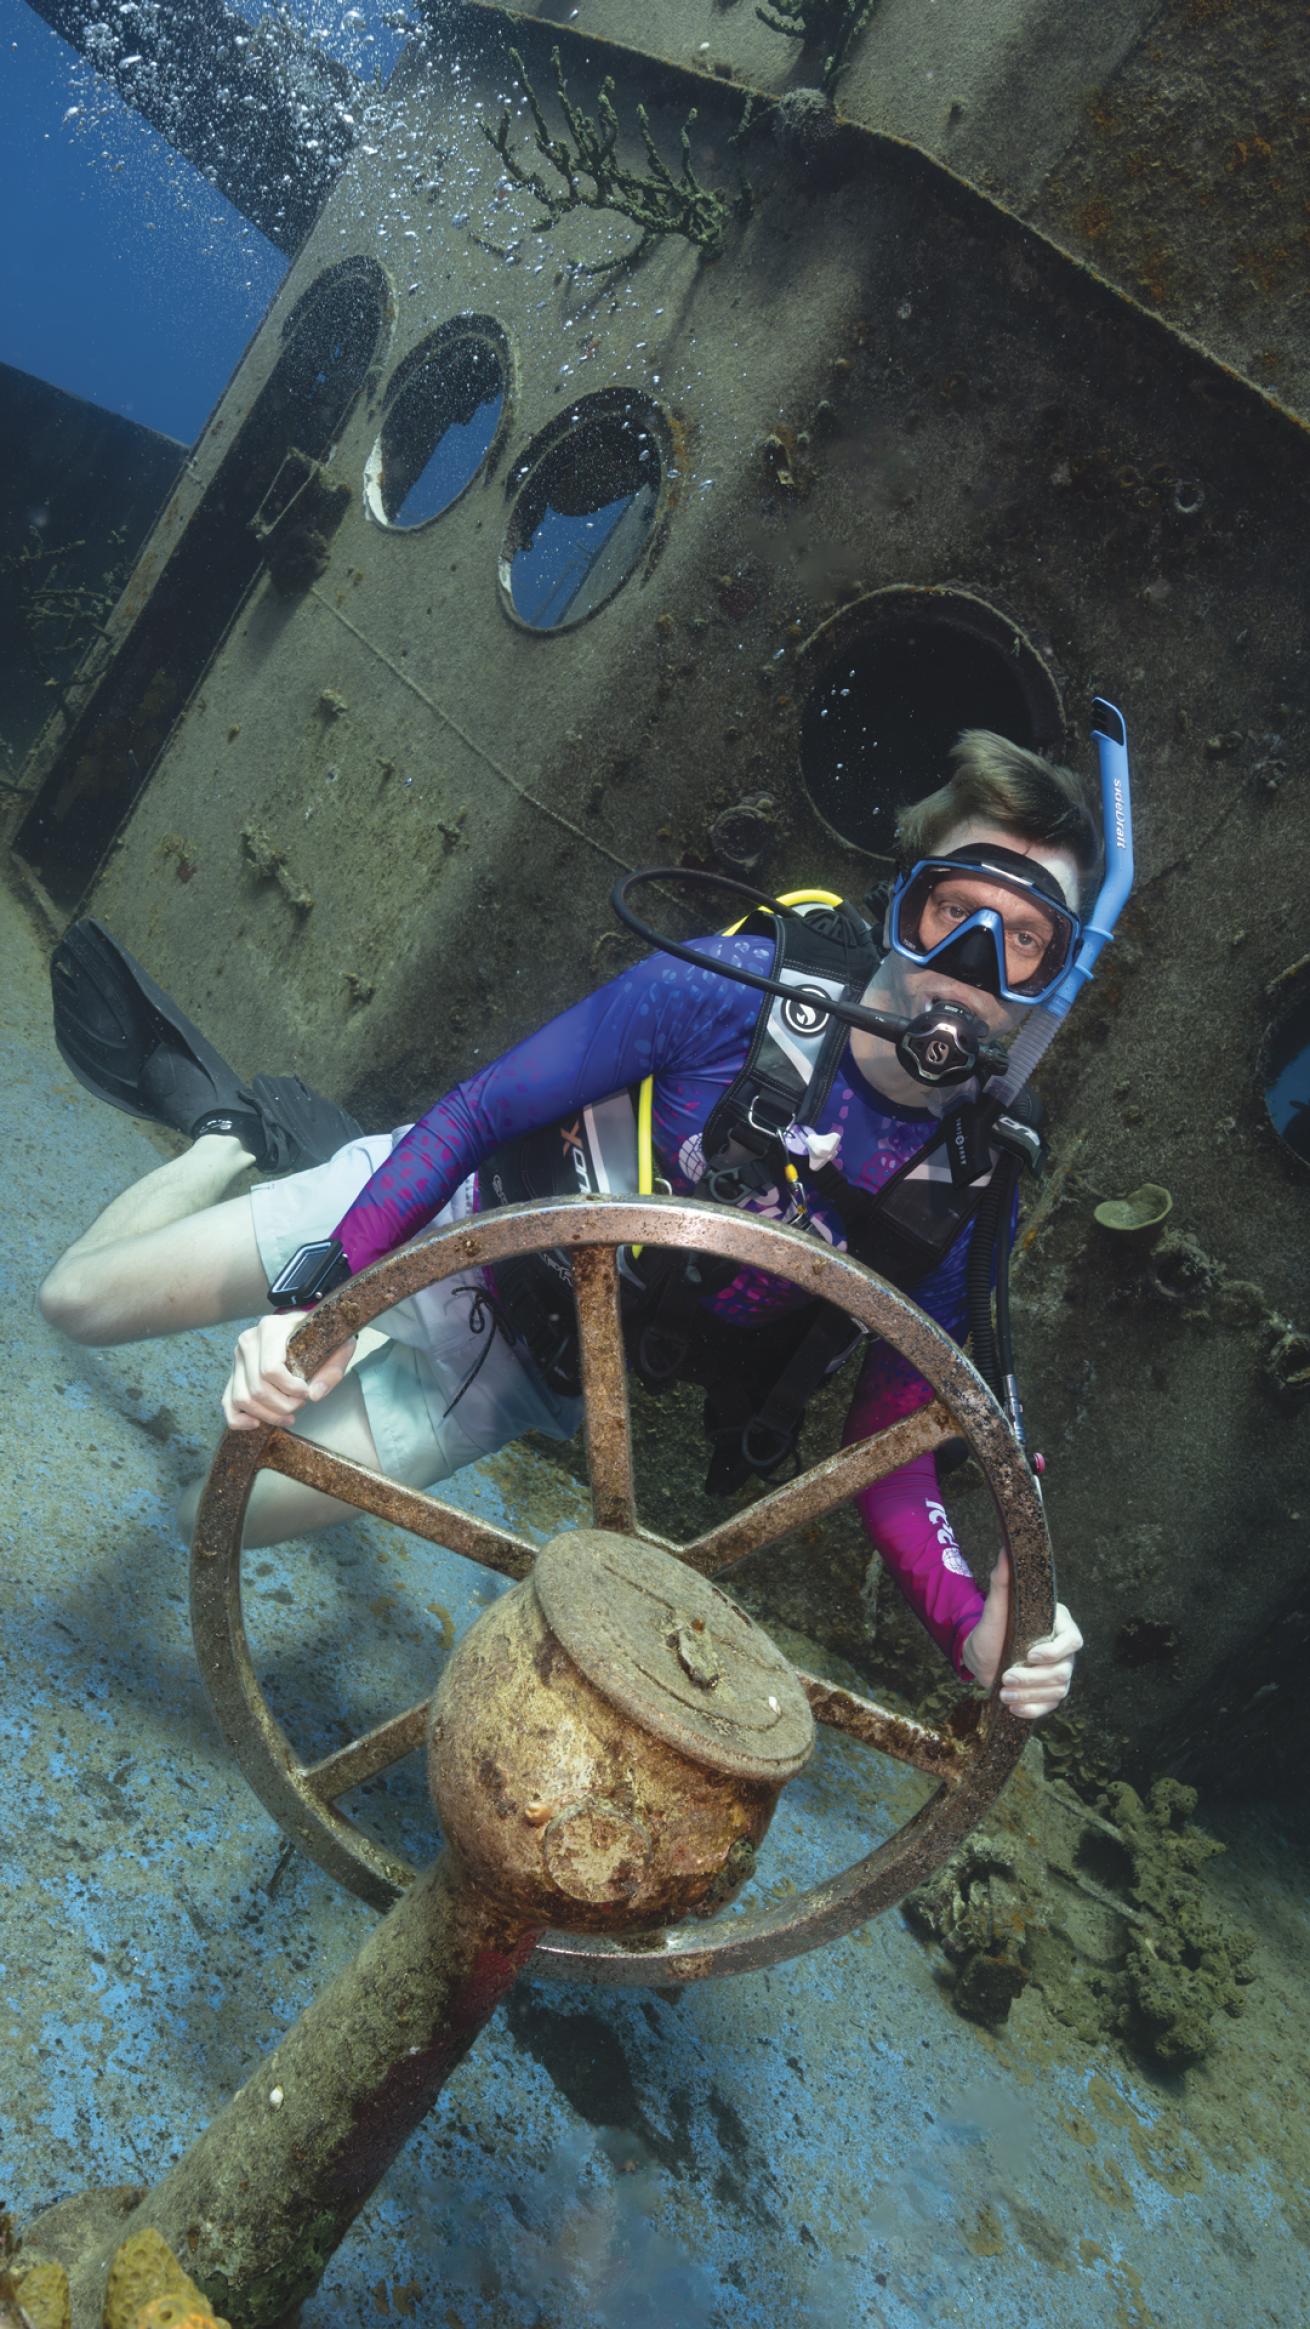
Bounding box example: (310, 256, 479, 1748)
(39, 1133, 266, 1344)
(178, 1333, 490, 1547)
(176, 1367, 395, 1547)
(177, 1315, 579, 1552)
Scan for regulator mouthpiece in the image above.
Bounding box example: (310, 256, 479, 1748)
(897, 1001, 1006, 1087)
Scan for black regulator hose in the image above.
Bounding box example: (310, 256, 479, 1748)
(966, 1150, 1021, 1403)
(611, 867, 1008, 1086)
(610, 866, 900, 1039)
(992, 1154, 1022, 1394)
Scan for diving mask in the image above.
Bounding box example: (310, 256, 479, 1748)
(887, 843, 1081, 1006)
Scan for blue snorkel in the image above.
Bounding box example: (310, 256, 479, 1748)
(993, 696, 1134, 1103)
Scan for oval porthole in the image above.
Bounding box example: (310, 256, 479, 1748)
(500, 394, 664, 632)
(796, 586, 1066, 857)
(365, 316, 509, 530)
(1262, 964, 1310, 1168)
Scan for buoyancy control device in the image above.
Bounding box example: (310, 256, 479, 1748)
(480, 889, 1045, 1494)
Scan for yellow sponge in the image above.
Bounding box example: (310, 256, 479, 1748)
(101, 2229, 231, 2329)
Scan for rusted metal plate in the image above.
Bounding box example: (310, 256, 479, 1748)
(534, 1529, 814, 1781)
(191, 1196, 1055, 1956)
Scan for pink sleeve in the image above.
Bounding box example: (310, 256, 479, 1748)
(842, 1350, 985, 1680)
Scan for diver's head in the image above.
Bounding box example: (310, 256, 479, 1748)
(883, 731, 1100, 1018)
(853, 733, 1098, 1099)
(894, 729, 1104, 915)
(886, 828, 1082, 1016)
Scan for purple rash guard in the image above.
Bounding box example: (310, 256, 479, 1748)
(331, 935, 990, 1675)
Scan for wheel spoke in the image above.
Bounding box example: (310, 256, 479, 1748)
(260, 1432, 537, 1578)
(797, 1669, 965, 1782)
(571, 1242, 637, 1534)
(302, 1698, 431, 1803)
(675, 1401, 954, 1575)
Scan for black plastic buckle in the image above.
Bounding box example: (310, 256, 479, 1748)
(992, 1111, 1044, 1173)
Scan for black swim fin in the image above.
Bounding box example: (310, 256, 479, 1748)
(248, 1073, 366, 1175)
(51, 920, 363, 1172)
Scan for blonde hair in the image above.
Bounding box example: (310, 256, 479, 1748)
(895, 730, 1103, 908)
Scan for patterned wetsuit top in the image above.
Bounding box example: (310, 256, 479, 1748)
(331, 935, 993, 1674)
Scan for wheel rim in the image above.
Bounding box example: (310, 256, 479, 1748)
(191, 1195, 1054, 1982)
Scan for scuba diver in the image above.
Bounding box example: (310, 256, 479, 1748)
(40, 711, 1133, 1722)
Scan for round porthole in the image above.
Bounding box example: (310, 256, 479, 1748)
(500, 394, 664, 632)
(1262, 961, 1310, 1169)
(365, 316, 509, 530)
(796, 587, 1066, 857)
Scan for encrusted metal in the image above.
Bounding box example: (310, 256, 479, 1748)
(532, 1529, 815, 1780)
(427, 1533, 810, 1931)
(191, 1195, 1055, 1978)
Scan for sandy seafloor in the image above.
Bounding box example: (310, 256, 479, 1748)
(2, 875, 1308, 2329)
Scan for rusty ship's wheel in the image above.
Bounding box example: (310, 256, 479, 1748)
(191, 1196, 1055, 1983)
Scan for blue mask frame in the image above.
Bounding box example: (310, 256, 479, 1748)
(887, 849, 1081, 1006)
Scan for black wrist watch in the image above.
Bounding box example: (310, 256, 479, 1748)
(267, 1238, 352, 1311)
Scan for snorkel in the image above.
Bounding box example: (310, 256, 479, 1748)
(990, 696, 1135, 1107)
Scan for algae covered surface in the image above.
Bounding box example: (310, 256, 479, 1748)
(904, 1762, 1259, 2068)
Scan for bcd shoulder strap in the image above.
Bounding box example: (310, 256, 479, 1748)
(701, 899, 881, 1165)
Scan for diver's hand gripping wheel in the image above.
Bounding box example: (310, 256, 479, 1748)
(190, 1198, 1055, 1983)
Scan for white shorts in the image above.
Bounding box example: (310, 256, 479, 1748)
(249, 1130, 582, 1488)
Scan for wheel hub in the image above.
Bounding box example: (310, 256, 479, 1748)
(532, 1527, 815, 1777)
(428, 1529, 813, 1933)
